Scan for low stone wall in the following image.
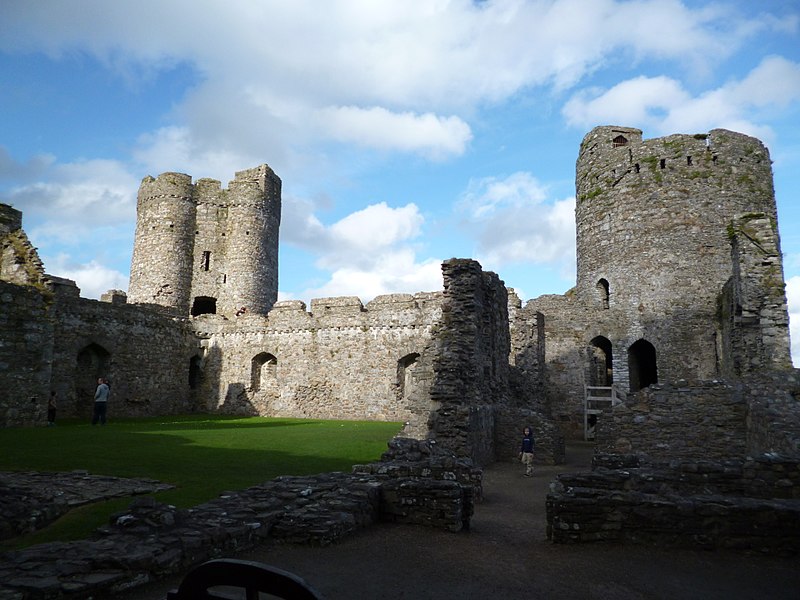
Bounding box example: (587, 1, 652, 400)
(0, 439, 480, 599)
(595, 381, 748, 460)
(546, 456, 800, 555)
(746, 370, 800, 457)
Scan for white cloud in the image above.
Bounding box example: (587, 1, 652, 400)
(787, 275, 800, 367)
(458, 172, 576, 272)
(563, 56, 800, 141)
(6, 159, 138, 230)
(279, 197, 438, 301)
(47, 255, 128, 300)
(1, 0, 784, 169)
(297, 250, 443, 302)
(318, 106, 473, 160)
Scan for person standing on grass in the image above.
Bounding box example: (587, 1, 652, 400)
(47, 390, 57, 426)
(519, 425, 535, 477)
(92, 378, 110, 425)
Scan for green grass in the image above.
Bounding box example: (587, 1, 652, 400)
(0, 415, 402, 549)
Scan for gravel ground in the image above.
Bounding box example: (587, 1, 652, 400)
(117, 442, 800, 600)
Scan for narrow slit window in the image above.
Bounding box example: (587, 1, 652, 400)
(202, 251, 211, 271)
(659, 159, 666, 169)
(687, 156, 692, 166)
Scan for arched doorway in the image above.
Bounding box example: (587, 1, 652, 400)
(588, 336, 613, 386)
(251, 353, 277, 392)
(628, 339, 658, 392)
(75, 343, 110, 417)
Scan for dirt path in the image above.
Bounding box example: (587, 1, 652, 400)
(118, 443, 800, 599)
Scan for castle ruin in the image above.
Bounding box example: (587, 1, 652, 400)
(1, 126, 797, 469)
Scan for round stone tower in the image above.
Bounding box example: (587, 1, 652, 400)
(128, 165, 281, 318)
(128, 172, 195, 314)
(574, 125, 778, 383)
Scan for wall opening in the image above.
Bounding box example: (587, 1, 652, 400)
(612, 135, 628, 147)
(659, 159, 666, 169)
(397, 352, 421, 404)
(596, 278, 610, 309)
(191, 296, 217, 316)
(189, 355, 202, 390)
(75, 343, 110, 415)
(201, 251, 211, 271)
(588, 336, 613, 386)
(251, 352, 277, 392)
(628, 339, 658, 392)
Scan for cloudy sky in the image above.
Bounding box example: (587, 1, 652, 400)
(1, 0, 799, 364)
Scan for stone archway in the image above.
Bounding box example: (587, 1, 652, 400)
(628, 339, 657, 392)
(75, 343, 110, 417)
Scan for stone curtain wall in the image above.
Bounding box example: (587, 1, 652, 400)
(427, 259, 510, 464)
(594, 381, 748, 461)
(0, 281, 54, 427)
(48, 292, 200, 420)
(198, 292, 443, 423)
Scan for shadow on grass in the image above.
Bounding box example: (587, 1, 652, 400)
(0, 415, 402, 549)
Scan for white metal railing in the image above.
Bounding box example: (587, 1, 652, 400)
(584, 385, 626, 440)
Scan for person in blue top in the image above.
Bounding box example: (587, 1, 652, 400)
(518, 426, 535, 477)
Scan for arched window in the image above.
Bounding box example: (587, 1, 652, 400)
(596, 279, 610, 309)
(191, 296, 217, 316)
(628, 339, 658, 392)
(251, 352, 277, 392)
(613, 135, 628, 147)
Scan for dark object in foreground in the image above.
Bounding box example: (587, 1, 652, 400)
(166, 558, 323, 600)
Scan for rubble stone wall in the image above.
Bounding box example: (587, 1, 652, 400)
(547, 458, 800, 555)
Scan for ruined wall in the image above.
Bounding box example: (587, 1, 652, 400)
(594, 381, 748, 461)
(719, 213, 792, 377)
(197, 292, 442, 424)
(48, 291, 200, 420)
(128, 166, 281, 318)
(547, 458, 800, 555)
(425, 259, 510, 464)
(0, 281, 53, 427)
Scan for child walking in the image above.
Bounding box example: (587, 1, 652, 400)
(519, 426, 535, 476)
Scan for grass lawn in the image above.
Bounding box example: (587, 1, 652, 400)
(0, 415, 403, 550)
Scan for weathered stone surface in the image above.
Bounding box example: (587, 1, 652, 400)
(547, 458, 800, 555)
(0, 472, 173, 540)
(0, 442, 480, 599)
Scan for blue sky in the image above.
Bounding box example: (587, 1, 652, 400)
(1, 0, 799, 364)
